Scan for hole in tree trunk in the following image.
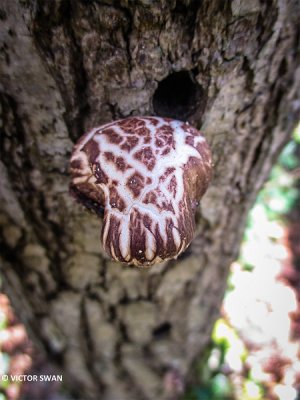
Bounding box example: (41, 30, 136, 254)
(152, 322, 172, 339)
(153, 70, 204, 121)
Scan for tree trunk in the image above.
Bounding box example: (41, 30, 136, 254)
(1, 0, 299, 399)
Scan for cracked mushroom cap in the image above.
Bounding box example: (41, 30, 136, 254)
(70, 116, 212, 267)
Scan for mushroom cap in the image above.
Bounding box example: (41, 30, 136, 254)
(70, 116, 212, 267)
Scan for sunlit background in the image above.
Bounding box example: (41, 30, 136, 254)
(1, 124, 300, 400)
(185, 123, 300, 400)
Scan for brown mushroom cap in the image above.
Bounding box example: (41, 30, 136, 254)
(70, 116, 212, 267)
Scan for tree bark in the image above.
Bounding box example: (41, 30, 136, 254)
(0, 0, 299, 399)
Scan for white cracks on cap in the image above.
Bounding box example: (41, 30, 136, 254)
(119, 215, 131, 261)
(145, 233, 156, 261)
(70, 116, 212, 267)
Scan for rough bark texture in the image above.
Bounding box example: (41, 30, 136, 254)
(0, 0, 300, 399)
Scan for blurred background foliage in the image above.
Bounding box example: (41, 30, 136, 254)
(1, 125, 300, 400)
(185, 123, 300, 400)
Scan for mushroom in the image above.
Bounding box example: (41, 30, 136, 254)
(70, 116, 212, 267)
